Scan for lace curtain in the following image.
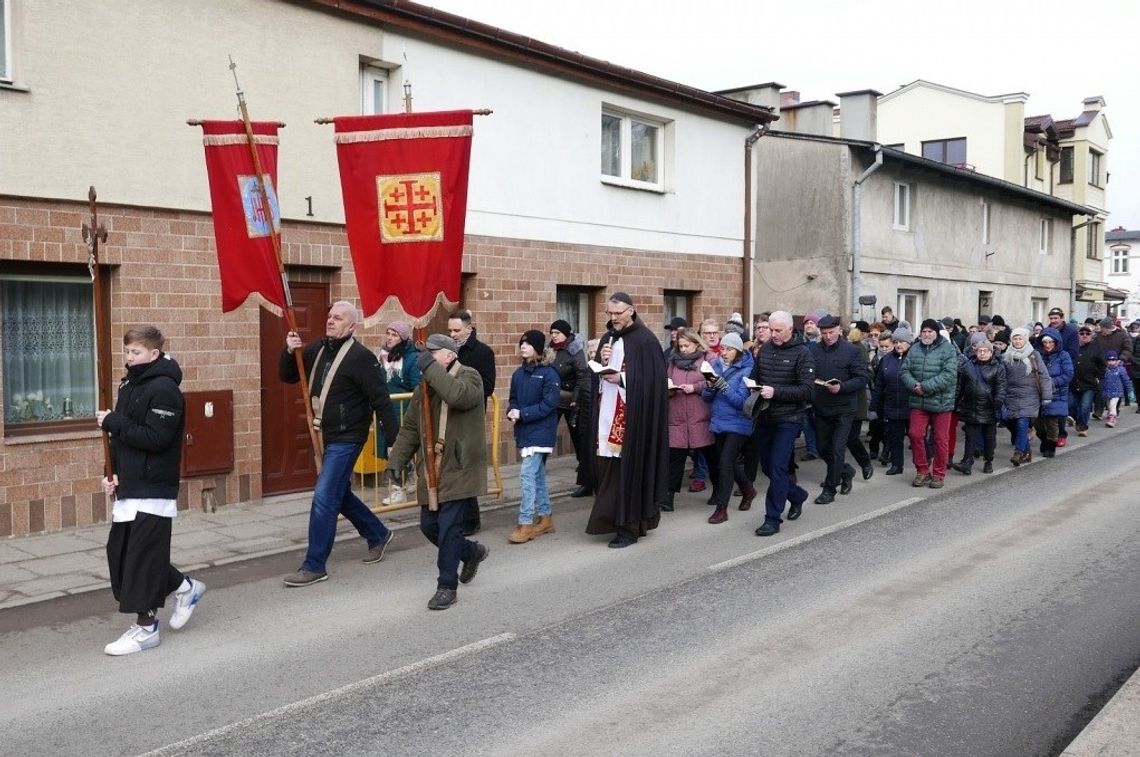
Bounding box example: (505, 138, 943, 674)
(1, 277, 97, 424)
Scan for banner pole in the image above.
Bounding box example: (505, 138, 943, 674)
(82, 187, 115, 485)
(228, 56, 323, 472)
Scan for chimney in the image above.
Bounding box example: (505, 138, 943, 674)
(780, 90, 801, 108)
(715, 81, 785, 112)
(836, 89, 882, 142)
(1082, 96, 1106, 112)
(781, 100, 837, 136)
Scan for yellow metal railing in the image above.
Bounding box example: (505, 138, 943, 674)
(354, 392, 503, 514)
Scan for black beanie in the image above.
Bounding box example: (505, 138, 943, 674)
(991, 315, 1006, 327)
(920, 318, 942, 334)
(520, 329, 546, 354)
(994, 327, 1012, 345)
(550, 319, 574, 336)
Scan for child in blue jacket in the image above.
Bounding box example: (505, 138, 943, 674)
(507, 330, 561, 543)
(1102, 350, 1136, 427)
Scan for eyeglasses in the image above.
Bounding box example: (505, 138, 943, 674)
(605, 307, 631, 317)
(701, 330, 720, 336)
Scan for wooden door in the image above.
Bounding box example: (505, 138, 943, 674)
(260, 283, 328, 495)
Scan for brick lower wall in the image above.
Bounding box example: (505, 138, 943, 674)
(0, 195, 744, 536)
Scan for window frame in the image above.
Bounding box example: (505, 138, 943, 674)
(1039, 218, 1053, 255)
(1, 263, 108, 438)
(1059, 146, 1074, 184)
(600, 106, 667, 192)
(555, 284, 599, 339)
(920, 137, 968, 166)
(896, 289, 925, 328)
(360, 65, 388, 115)
(1, 0, 11, 83)
(981, 199, 991, 245)
(1111, 245, 1130, 275)
(1030, 298, 1048, 325)
(1086, 222, 1102, 261)
(1088, 149, 1103, 188)
(893, 182, 911, 231)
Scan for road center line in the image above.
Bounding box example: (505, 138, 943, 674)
(708, 496, 926, 572)
(138, 632, 517, 756)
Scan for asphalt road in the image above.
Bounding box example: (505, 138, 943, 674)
(3, 429, 1139, 757)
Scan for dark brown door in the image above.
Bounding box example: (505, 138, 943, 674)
(260, 283, 328, 495)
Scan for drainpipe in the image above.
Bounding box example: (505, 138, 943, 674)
(743, 123, 771, 321)
(1070, 215, 1097, 315)
(851, 144, 884, 319)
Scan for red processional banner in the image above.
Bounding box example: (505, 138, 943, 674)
(198, 120, 287, 313)
(333, 111, 473, 323)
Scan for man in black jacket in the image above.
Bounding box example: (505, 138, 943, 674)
(97, 326, 205, 655)
(750, 311, 815, 536)
(280, 301, 398, 587)
(808, 315, 870, 504)
(448, 309, 496, 534)
(1071, 325, 1105, 434)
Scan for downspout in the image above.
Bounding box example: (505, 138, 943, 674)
(1071, 215, 1097, 315)
(743, 122, 771, 320)
(851, 144, 884, 319)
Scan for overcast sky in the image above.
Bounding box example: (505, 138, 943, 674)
(420, 0, 1138, 230)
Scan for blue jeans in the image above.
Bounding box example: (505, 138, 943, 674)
(420, 498, 479, 590)
(691, 448, 709, 481)
(801, 408, 819, 456)
(518, 452, 551, 524)
(302, 442, 389, 574)
(1012, 417, 1032, 454)
(757, 420, 805, 526)
(1070, 388, 1095, 430)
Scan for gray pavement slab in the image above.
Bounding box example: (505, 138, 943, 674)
(0, 564, 39, 584)
(0, 544, 36, 564)
(9, 534, 108, 558)
(19, 552, 107, 577)
(6, 572, 106, 597)
(1062, 666, 1140, 756)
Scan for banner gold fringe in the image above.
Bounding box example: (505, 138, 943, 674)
(360, 292, 460, 330)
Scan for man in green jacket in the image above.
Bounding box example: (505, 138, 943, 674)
(387, 333, 491, 610)
(900, 319, 959, 488)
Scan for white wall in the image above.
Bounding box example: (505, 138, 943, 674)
(877, 86, 1008, 177)
(0, 0, 750, 256)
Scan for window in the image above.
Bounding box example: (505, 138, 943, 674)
(1034, 150, 1044, 181)
(981, 200, 991, 244)
(1059, 147, 1073, 184)
(663, 290, 692, 327)
(1088, 149, 1103, 187)
(893, 182, 911, 230)
(1039, 218, 1053, 255)
(556, 285, 598, 338)
(2, 271, 98, 433)
(1111, 246, 1130, 275)
(1086, 222, 1102, 261)
(360, 66, 387, 115)
(1031, 298, 1048, 324)
(896, 290, 925, 328)
(978, 290, 993, 322)
(921, 138, 967, 166)
(0, 0, 11, 83)
(601, 108, 665, 189)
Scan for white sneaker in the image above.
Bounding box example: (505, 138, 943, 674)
(382, 484, 406, 506)
(104, 623, 160, 656)
(169, 578, 206, 630)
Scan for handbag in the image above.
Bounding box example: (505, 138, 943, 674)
(558, 389, 574, 410)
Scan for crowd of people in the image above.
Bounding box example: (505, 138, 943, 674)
(93, 295, 1139, 653)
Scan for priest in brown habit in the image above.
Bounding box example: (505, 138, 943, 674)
(586, 292, 669, 548)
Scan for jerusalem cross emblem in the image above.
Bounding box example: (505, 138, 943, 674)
(376, 172, 443, 243)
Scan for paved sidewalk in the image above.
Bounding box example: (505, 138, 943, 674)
(0, 454, 583, 611)
(1062, 665, 1140, 756)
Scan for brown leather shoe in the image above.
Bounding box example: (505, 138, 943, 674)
(508, 524, 539, 544)
(738, 486, 757, 511)
(707, 506, 728, 524)
(532, 515, 556, 537)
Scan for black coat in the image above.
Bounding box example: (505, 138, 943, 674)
(750, 334, 814, 424)
(955, 356, 1007, 425)
(871, 350, 911, 422)
(280, 336, 398, 448)
(101, 354, 185, 500)
(808, 339, 869, 417)
(585, 316, 668, 533)
(458, 328, 497, 404)
(1073, 341, 1106, 393)
(550, 335, 591, 417)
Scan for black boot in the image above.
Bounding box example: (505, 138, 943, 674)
(660, 491, 675, 512)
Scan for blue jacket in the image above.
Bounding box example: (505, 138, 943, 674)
(508, 354, 561, 449)
(703, 350, 755, 436)
(1102, 364, 1135, 400)
(1038, 328, 1074, 417)
(871, 350, 912, 421)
